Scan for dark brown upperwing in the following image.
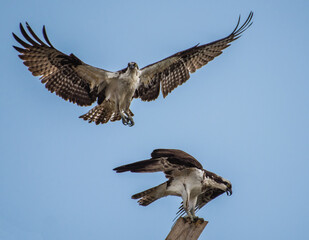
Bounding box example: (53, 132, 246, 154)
(151, 149, 203, 170)
(13, 23, 97, 106)
(113, 149, 203, 177)
(135, 12, 253, 101)
(113, 159, 163, 173)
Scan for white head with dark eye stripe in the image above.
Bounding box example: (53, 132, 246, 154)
(128, 62, 139, 70)
(204, 171, 232, 196)
(223, 179, 232, 196)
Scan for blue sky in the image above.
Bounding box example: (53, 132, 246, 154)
(1, 0, 308, 239)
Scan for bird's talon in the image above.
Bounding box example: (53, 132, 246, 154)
(128, 119, 134, 127)
(122, 117, 128, 125)
(125, 115, 135, 127)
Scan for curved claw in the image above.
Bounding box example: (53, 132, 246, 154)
(121, 117, 128, 126)
(184, 215, 201, 223)
(121, 116, 134, 127)
(127, 117, 135, 127)
(121, 112, 135, 127)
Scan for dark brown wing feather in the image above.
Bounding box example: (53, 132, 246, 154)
(136, 12, 253, 101)
(195, 188, 226, 210)
(113, 149, 203, 179)
(151, 149, 203, 170)
(13, 23, 97, 106)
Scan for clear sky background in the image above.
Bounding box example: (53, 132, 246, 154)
(1, 0, 308, 239)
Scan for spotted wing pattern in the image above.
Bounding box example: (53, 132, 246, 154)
(13, 23, 104, 106)
(135, 12, 253, 101)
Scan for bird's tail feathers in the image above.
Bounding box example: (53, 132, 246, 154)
(113, 159, 162, 173)
(132, 182, 168, 206)
(79, 100, 133, 125)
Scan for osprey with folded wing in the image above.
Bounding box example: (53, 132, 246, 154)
(13, 12, 253, 127)
(114, 149, 232, 221)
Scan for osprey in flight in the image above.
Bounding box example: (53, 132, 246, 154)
(13, 12, 252, 127)
(113, 149, 232, 220)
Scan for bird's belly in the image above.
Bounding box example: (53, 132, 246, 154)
(105, 77, 137, 103)
(189, 184, 203, 197)
(166, 180, 183, 197)
(167, 170, 203, 198)
(185, 170, 204, 197)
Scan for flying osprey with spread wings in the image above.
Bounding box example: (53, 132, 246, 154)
(13, 12, 252, 127)
(114, 149, 232, 221)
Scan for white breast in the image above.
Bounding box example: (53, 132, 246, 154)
(166, 168, 204, 197)
(105, 69, 140, 102)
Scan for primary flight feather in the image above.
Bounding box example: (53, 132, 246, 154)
(13, 12, 253, 126)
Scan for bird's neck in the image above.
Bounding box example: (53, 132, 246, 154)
(126, 68, 140, 78)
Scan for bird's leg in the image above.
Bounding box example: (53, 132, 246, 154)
(186, 212, 195, 222)
(123, 101, 134, 127)
(115, 100, 130, 126)
(183, 211, 199, 222)
(182, 187, 195, 221)
(120, 112, 129, 126)
(189, 209, 199, 222)
(182, 186, 200, 222)
(188, 196, 199, 221)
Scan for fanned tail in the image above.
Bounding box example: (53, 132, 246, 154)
(79, 100, 134, 125)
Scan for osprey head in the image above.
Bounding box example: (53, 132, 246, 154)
(224, 180, 232, 196)
(215, 177, 232, 196)
(205, 171, 232, 196)
(128, 62, 139, 70)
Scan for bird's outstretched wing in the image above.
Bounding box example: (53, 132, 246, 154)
(135, 12, 253, 101)
(13, 23, 112, 106)
(113, 149, 203, 179)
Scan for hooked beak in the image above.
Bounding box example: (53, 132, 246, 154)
(226, 187, 232, 196)
(129, 64, 135, 69)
